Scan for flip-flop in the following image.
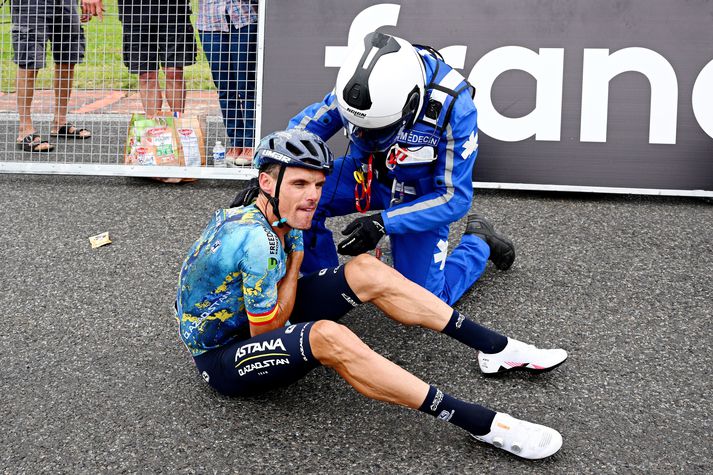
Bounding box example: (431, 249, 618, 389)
(51, 124, 91, 139)
(16, 133, 55, 153)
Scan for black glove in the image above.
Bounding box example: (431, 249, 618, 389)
(230, 178, 260, 207)
(337, 213, 386, 256)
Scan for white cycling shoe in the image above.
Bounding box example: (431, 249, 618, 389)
(472, 412, 563, 460)
(478, 338, 568, 375)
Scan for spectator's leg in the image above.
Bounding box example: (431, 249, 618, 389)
(49, 0, 85, 135)
(227, 26, 247, 150)
(200, 30, 242, 154)
(160, 9, 195, 116)
(51, 63, 76, 134)
(164, 67, 186, 114)
(120, 7, 161, 117)
(15, 68, 39, 141)
(235, 22, 258, 150)
(11, 2, 46, 144)
(138, 71, 163, 118)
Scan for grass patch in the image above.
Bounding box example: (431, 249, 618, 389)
(0, 0, 214, 93)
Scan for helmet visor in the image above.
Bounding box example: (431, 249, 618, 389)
(342, 115, 414, 153)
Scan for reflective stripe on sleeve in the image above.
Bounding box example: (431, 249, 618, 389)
(296, 99, 338, 130)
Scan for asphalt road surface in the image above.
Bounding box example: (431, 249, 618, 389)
(1, 174, 710, 474)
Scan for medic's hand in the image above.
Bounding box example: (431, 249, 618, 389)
(337, 213, 386, 256)
(284, 229, 304, 254)
(230, 178, 260, 207)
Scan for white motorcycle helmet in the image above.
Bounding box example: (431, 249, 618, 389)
(335, 32, 426, 152)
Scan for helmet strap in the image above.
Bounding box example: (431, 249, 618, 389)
(260, 165, 288, 228)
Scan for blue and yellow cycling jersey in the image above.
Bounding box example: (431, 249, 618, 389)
(176, 204, 286, 356)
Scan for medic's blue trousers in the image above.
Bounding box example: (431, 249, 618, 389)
(302, 157, 491, 306)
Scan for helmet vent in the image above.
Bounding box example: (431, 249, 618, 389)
(301, 140, 318, 157)
(285, 141, 303, 157)
(317, 141, 328, 160)
(301, 158, 321, 167)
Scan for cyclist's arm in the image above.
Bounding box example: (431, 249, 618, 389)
(241, 228, 287, 336)
(249, 251, 303, 337)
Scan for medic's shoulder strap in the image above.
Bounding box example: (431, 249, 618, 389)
(416, 47, 475, 131)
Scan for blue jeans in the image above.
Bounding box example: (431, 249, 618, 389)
(199, 22, 257, 149)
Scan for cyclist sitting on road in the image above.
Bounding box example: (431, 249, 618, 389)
(176, 128, 568, 460)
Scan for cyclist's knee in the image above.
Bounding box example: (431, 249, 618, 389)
(345, 253, 393, 301)
(309, 320, 364, 366)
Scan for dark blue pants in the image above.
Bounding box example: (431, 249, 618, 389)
(199, 22, 257, 149)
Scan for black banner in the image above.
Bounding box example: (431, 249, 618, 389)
(260, 0, 713, 194)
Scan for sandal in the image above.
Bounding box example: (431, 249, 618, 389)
(16, 133, 55, 153)
(51, 123, 91, 139)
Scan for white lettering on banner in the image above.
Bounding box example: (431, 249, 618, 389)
(439, 45, 467, 70)
(470, 46, 564, 142)
(324, 3, 401, 67)
(325, 4, 713, 143)
(692, 59, 713, 138)
(580, 48, 678, 144)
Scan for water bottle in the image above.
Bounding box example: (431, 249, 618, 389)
(376, 235, 392, 266)
(213, 141, 226, 168)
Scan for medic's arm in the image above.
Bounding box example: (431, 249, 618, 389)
(288, 91, 344, 141)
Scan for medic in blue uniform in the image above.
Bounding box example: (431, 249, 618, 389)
(288, 32, 516, 305)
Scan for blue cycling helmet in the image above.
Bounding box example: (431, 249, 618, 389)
(253, 129, 333, 174)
